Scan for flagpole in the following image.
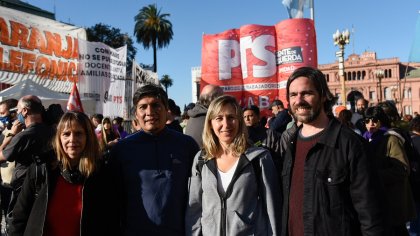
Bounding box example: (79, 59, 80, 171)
(310, 0, 315, 22)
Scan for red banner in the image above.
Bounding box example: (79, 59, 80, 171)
(201, 19, 317, 116)
(275, 18, 317, 103)
(201, 29, 243, 100)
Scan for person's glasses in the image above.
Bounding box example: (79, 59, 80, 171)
(364, 117, 379, 124)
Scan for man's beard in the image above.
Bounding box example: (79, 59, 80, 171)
(357, 108, 365, 115)
(292, 102, 322, 124)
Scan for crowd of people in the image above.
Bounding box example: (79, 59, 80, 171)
(0, 67, 420, 235)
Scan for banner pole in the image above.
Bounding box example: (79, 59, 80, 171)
(310, 0, 315, 22)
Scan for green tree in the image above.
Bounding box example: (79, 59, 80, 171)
(134, 4, 173, 73)
(160, 74, 173, 95)
(86, 23, 137, 73)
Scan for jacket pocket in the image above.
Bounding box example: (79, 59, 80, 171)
(315, 169, 347, 235)
(227, 210, 256, 235)
(316, 169, 347, 208)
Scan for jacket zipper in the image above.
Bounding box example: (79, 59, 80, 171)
(39, 167, 48, 236)
(154, 138, 161, 173)
(80, 183, 85, 236)
(220, 196, 227, 236)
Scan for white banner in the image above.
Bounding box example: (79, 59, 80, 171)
(78, 39, 127, 117)
(0, 6, 86, 93)
(131, 60, 159, 96)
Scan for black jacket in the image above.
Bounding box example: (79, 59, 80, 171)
(9, 158, 121, 236)
(280, 118, 385, 236)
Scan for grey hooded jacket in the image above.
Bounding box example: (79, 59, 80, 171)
(185, 103, 208, 148)
(185, 147, 281, 236)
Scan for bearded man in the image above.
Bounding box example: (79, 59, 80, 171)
(279, 67, 385, 236)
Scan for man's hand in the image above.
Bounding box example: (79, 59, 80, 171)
(10, 120, 24, 135)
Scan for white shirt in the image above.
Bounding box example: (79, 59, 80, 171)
(216, 158, 240, 194)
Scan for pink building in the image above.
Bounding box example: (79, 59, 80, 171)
(320, 51, 420, 115)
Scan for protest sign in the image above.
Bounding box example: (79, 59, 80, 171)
(78, 39, 127, 117)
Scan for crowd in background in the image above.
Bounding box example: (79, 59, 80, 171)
(0, 67, 420, 235)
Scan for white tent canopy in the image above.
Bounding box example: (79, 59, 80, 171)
(0, 79, 69, 101)
(0, 79, 96, 114)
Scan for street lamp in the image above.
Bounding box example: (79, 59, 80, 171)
(333, 29, 350, 105)
(375, 69, 384, 102)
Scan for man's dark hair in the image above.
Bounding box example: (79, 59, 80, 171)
(133, 83, 168, 109)
(286, 67, 337, 114)
(168, 99, 177, 112)
(364, 106, 391, 128)
(378, 101, 400, 123)
(356, 97, 368, 107)
(45, 104, 64, 126)
(113, 117, 124, 125)
(243, 105, 260, 117)
(92, 113, 104, 122)
(0, 98, 18, 110)
(410, 116, 420, 133)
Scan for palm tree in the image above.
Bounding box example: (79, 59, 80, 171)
(160, 74, 173, 95)
(134, 4, 173, 73)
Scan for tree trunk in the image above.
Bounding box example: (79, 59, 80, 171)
(153, 41, 157, 73)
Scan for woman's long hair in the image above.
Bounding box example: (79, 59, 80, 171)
(53, 111, 101, 177)
(202, 95, 249, 160)
(99, 117, 119, 149)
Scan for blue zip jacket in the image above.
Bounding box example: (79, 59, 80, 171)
(110, 127, 199, 236)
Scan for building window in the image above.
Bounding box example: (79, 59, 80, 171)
(326, 74, 329, 82)
(362, 71, 366, 80)
(384, 69, 392, 78)
(404, 88, 412, 99)
(357, 71, 361, 80)
(384, 87, 392, 100)
(404, 105, 412, 115)
(369, 91, 376, 100)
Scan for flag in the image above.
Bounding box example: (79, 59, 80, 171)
(67, 82, 84, 112)
(409, 13, 420, 62)
(282, 0, 311, 19)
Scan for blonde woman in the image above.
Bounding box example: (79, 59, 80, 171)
(9, 111, 120, 236)
(185, 95, 281, 235)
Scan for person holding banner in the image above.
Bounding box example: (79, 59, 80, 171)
(280, 67, 385, 235)
(185, 95, 280, 235)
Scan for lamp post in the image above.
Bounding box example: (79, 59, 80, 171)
(333, 29, 350, 105)
(375, 69, 384, 103)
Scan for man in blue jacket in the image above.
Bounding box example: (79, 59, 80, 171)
(110, 84, 199, 236)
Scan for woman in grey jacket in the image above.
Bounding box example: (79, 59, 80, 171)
(185, 95, 281, 236)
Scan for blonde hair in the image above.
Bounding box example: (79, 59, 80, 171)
(202, 95, 249, 159)
(53, 112, 102, 177)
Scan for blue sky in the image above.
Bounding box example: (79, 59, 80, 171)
(27, 0, 420, 108)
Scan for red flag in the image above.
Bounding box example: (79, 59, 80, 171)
(67, 82, 84, 113)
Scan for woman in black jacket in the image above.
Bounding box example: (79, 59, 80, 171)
(9, 111, 120, 236)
